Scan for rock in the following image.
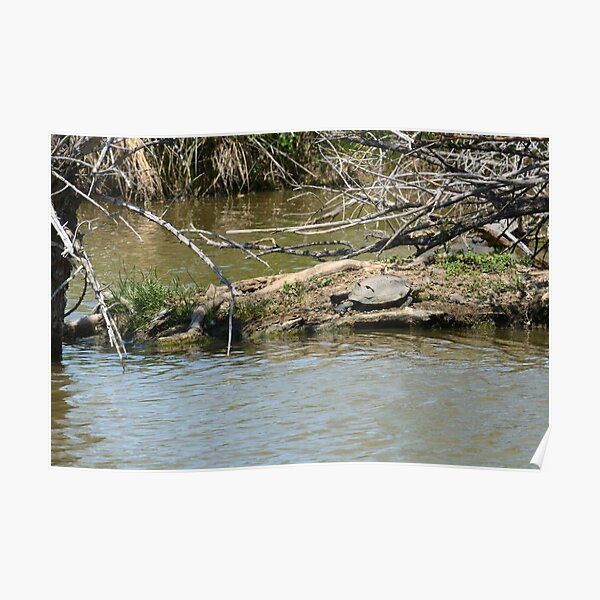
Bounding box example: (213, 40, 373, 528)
(449, 293, 466, 304)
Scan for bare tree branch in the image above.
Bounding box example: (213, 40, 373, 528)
(51, 204, 127, 366)
(228, 130, 550, 261)
(92, 194, 238, 356)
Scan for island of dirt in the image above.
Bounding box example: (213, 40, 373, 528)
(64, 253, 550, 350)
(96, 253, 547, 350)
(65, 255, 549, 348)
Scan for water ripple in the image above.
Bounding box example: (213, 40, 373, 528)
(52, 329, 549, 469)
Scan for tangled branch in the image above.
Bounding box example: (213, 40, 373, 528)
(51, 135, 244, 361)
(226, 130, 549, 265)
(51, 204, 127, 366)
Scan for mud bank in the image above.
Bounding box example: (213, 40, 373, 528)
(67, 256, 549, 349)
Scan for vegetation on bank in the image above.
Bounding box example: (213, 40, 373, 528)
(232, 277, 335, 323)
(427, 251, 534, 300)
(234, 297, 273, 321)
(72, 252, 548, 351)
(436, 251, 517, 276)
(109, 270, 205, 336)
(88, 237, 540, 345)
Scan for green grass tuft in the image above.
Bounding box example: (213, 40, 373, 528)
(235, 298, 273, 321)
(109, 269, 204, 335)
(315, 276, 333, 288)
(376, 254, 405, 265)
(437, 251, 516, 277)
(281, 281, 307, 303)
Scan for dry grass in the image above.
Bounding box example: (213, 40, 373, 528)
(118, 133, 319, 201)
(119, 137, 164, 202)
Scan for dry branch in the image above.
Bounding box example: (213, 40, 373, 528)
(92, 194, 238, 356)
(223, 130, 549, 261)
(51, 135, 252, 361)
(51, 204, 127, 366)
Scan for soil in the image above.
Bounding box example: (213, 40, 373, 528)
(156, 258, 549, 346)
(66, 257, 549, 348)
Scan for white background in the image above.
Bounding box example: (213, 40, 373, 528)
(2, 1, 599, 598)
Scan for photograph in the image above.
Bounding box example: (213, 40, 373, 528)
(6, 2, 598, 597)
(50, 131, 549, 470)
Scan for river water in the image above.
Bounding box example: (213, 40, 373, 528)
(51, 191, 549, 469)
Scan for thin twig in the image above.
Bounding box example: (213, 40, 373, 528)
(51, 265, 84, 300)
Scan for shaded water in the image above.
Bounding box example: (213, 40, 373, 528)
(51, 191, 549, 469)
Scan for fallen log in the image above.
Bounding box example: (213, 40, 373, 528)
(477, 223, 548, 269)
(252, 259, 369, 297)
(63, 313, 103, 341)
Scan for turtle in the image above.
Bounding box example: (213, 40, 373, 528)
(334, 274, 413, 313)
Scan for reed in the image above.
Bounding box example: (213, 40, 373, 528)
(102, 132, 321, 202)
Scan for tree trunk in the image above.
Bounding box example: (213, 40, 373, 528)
(51, 182, 80, 361)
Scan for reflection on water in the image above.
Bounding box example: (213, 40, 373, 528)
(51, 329, 548, 470)
(52, 191, 549, 470)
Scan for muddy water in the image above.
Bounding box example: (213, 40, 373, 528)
(51, 191, 549, 469)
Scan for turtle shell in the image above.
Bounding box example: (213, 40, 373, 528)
(348, 275, 411, 307)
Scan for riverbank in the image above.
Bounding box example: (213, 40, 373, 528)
(65, 252, 549, 350)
